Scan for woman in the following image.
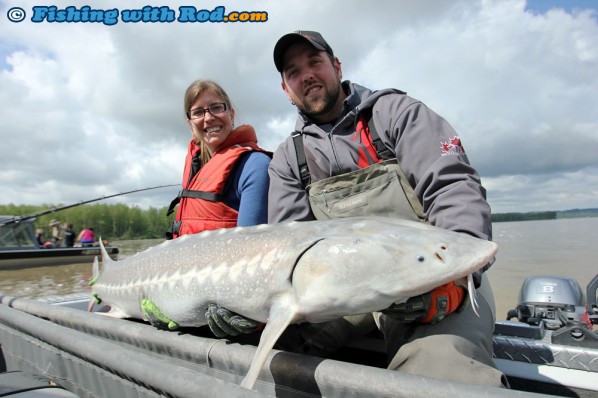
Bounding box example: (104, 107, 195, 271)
(166, 80, 271, 238)
(76, 227, 95, 247)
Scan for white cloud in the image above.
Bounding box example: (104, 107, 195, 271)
(0, 0, 596, 213)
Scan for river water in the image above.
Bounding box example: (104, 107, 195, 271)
(1, 218, 596, 322)
(487, 217, 597, 320)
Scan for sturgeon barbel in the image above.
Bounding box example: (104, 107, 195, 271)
(90, 216, 497, 389)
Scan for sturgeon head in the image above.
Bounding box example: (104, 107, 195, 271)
(290, 217, 498, 322)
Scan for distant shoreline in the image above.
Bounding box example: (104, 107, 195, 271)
(492, 208, 598, 222)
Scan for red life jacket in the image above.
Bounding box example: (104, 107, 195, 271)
(171, 125, 269, 237)
(352, 113, 383, 168)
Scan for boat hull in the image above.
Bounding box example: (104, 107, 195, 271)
(0, 247, 119, 270)
(2, 295, 591, 398)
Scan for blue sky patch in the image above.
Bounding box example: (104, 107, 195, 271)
(525, 0, 598, 15)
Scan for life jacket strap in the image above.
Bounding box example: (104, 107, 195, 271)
(166, 189, 224, 216)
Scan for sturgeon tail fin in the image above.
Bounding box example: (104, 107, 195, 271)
(99, 237, 116, 267)
(88, 256, 101, 312)
(88, 237, 115, 312)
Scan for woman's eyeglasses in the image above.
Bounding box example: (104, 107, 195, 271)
(186, 103, 228, 120)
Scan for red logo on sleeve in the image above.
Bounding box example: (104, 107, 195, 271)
(441, 136, 465, 156)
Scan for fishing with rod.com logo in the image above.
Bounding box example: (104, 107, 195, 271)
(6, 5, 268, 25)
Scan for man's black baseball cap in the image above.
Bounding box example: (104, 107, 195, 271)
(273, 30, 334, 72)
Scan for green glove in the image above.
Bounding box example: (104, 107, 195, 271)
(142, 298, 179, 331)
(205, 303, 262, 338)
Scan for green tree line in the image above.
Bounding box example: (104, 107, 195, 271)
(491, 211, 557, 222)
(0, 203, 175, 240)
(3, 203, 595, 239)
(491, 209, 598, 222)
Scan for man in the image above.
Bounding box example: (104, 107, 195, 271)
(63, 223, 76, 247)
(49, 219, 63, 247)
(207, 30, 507, 388)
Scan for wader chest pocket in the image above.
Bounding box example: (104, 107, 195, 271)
(306, 160, 424, 222)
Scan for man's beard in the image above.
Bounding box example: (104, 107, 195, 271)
(297, 83, 341, 119)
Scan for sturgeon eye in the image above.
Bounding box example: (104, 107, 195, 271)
(417, 255, 425, 263)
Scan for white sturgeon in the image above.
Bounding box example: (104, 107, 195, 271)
(89, 216, 497, 389)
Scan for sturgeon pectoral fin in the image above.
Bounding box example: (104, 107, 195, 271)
(240, 295, 297, 389)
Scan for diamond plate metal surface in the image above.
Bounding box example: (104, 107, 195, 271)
(493, 334, 598, 372)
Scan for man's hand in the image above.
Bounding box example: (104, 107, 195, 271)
(205, 303, 263, 338)
(382, 282, 466, 324)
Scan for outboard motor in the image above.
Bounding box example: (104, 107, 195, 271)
(510, 275, 586, 329)
(506, 275, 598, 348)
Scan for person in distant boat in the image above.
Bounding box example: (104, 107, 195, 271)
(76, 227, 95, 247)
(63, 223, 76, 247)
(165, 79, 271, 239)
(35, 228, 47, 247)
(49, 219, 63, 247)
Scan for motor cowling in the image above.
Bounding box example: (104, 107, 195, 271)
(514, 275, 586, 330)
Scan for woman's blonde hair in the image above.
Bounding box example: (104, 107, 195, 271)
(184, 80, 234, 166)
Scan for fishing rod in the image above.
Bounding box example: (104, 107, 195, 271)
(1, 184, 179, 226)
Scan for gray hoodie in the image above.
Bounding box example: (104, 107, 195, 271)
(267, 81, 492, 247)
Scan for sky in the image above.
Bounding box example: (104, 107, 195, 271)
(0, 0, 597, 215)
